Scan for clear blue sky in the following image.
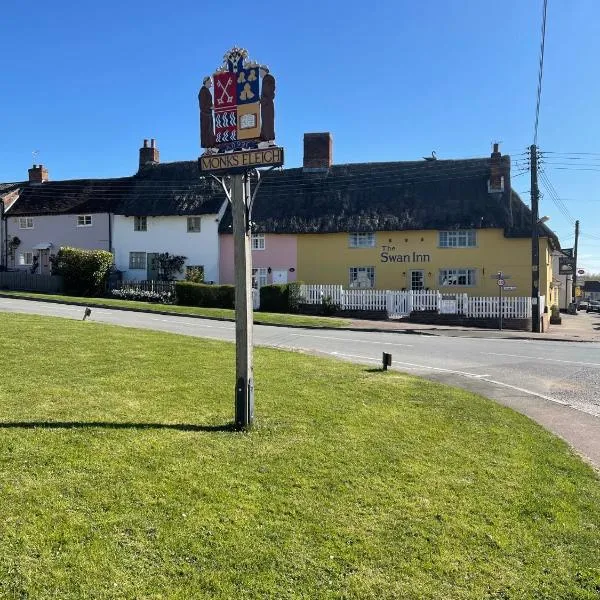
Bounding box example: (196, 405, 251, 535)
(1, 0, 599, 272)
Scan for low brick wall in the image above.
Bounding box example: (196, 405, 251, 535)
(408, 311, 532, 331)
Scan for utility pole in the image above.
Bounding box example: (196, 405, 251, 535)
(530, 144, 541, 332)
(572, 219, 580, 304)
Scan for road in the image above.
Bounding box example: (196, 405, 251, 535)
(2, 297, 600, 468)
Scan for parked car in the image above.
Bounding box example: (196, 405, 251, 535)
(586, 301, 600, 313)
(578, 300, 589, 311)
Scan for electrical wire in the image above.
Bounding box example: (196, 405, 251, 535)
(533, 0, 549, 145)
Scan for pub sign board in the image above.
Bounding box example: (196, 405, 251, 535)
(559, 256, 575, 274)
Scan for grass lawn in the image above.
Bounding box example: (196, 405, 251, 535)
(0, 313, 599, 599)
(0, 290, 349, 328)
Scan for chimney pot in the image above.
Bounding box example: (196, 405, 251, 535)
(143, 139, 149, 148)
(151, 138, 156, 148)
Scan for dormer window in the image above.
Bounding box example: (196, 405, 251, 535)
(488, 176, 505, 192)
(349, 232, 375, 248)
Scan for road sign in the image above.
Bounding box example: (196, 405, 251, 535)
(578, 269, 585, 275)
(503, 286, 517, 291)
(497, 279, 505, 287)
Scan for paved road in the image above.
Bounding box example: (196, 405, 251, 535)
(2, 298, 600, 469)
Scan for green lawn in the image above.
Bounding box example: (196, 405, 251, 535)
(0, 313, 599, 599)
(0, 290, 349, 328)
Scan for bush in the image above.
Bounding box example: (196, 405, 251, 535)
(321, 294, 339, 316)
(111, 288, 174, 304)
(185, 266, 205, 284)
(259, 282, 302, 313)
(50, 247, 114, 296)
(175, 281, 235, 309)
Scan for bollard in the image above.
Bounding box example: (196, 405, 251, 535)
(382, 352, 392, 371)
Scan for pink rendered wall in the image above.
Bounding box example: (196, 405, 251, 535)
(219, 234, 297, 284)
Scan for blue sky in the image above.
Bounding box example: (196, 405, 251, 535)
(1, 0, 599, 272)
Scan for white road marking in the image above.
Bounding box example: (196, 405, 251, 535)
(290, 333, 413, 347)
(484, 352, 600, 367)
(478, 377, 569, 406)
(330, 352, 488, 378)
(329, 351, 571, 409)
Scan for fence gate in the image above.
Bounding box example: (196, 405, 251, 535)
(386, 291, 411, 317)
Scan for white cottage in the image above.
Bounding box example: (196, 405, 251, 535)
(112, 141, 228, 282)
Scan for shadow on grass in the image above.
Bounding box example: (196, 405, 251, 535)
(0, 421, 236, 433)
(364, 367, 386, 373)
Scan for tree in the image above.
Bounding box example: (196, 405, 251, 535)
(155, 253, 187, 281)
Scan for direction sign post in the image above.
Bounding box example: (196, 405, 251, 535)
(497, 272, 504, 331)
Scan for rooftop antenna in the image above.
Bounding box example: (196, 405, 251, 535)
(32, 149, 40, 164)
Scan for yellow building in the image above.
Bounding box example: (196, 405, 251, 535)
(297, 229, 556, 302)
(245, 133, 560, 305)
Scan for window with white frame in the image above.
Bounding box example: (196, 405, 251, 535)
(19, 251, 34, 266)
(134, 216, 147, 231)
(18, 217, 34, 229)
(129, 252, 147, 270)
(251, 233, 265, 250)
(439, 230, 476, 248)
(187, 216, 201, 232)
(349, 232, 375, 248)
(77, 214, 92, 227)
(349, 266, 375, 288)
(252, 267, 268, 289)
(439, 268, 476, 286)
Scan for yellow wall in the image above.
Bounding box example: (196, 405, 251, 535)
(297, 229, 554, 299)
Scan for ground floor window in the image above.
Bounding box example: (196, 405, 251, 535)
(129, 252, 147, 270)
(439, 268, 476, 286)
(349, 266, 375, 288)
(19, 251, 34, 266)
(252, 267, 268, 289)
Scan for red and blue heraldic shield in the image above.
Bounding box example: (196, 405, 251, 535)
(214, 72, 237, 143)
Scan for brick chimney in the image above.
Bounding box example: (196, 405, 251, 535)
(28, 164, 49, 184)
(139, 138, 159, 169)
(489, 142, 504, 192)
(303, 132, 333, 171)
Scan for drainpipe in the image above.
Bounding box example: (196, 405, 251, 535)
(108, 212, 113, 254)
(0, 200, 5, 269)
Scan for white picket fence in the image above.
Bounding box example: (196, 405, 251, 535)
(299, 285, 535, 319)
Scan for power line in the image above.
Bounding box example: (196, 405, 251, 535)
(538, 168, 576, 224)
(533, 0, 549, 145)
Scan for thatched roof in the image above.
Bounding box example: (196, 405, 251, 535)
(4, 162, 226, 217)
(218, 157, 559, 245)
(1, 156, 559, 247)
(6, 177, 131, 216)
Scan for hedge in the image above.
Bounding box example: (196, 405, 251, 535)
(50, 247, 113, 296)
(259, 282, 302, 313)
(175, 281, 235, 309)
